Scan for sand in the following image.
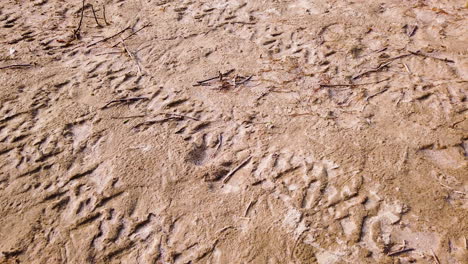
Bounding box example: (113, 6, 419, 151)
(0, 0, 467, 263)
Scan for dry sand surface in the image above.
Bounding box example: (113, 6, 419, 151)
(0, 0, 467, 263)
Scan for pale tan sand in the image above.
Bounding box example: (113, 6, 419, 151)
(0, 0, 467, 263)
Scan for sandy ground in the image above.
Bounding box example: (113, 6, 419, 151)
(0, 0, 467, 263)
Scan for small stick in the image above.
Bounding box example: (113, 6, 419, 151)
(409, 50, 454, 63)
(193, 69, 235, 86)
(0, 64, 34, 70)
(95, 51, 125, 56)
(320, 77, 390, 88)
(110, 115, 146, 119)
(387, 248, 414, 256)
(89, 4, 102, 27)
(132, 117, 182, 129)
(403, 63, 411, 74)
(222, 156, 252, 184)
(431, 249, 441, 264)
(121, 41, 142, 74)
(101, 97, 148, 109)
(102, 4, 110, 25)
(244, 200, 256, 217)
(74, 0, 86, 38)
(406, 25, 418, 37)
(366, 87, 389, 101)
(437, 181, 467, 196)
(236, 75, 253, 86)
(217, 226, 234, 233)
(352, 54, 412, 80)
(87, 26, 131, 47)
(111, 24, 152, 48)
(210, 134, 223, 158)
(377, 54, 413, 68)
(215, 134, 223, 152)
(161, 113, 199, 121)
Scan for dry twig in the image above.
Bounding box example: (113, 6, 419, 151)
(352, 54, 412, 80)
(387, 248, 414, 256)
(74, 0, 86, 38)
(320, 77, 390, 88)
(409, 50, 454, 63)
(366, 87, 389, 101)
(193, 69, 235, 86)
(111, 24, 152, 48)
(161, 113, 199, 121)
(431, 249, 441, 264)
(87, 26, 131, 47)
(110, 115, 146, 119)
(121, 41, 142, 74)
(102, 4, 110, 25)
(89, 4, 102, 27)
(101, 97, 148, 109)
(0, 64, 34, 70)
(236, 75, 253, 86)
(222, 156, 252, 184)
(244, 200, 256, 217)
(132, 116, 183, 129)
